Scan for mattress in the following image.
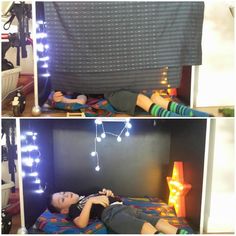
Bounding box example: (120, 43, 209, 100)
(43, 2, 204, 93)
(35, 196, 194, 234)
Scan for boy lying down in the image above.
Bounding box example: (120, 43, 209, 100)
(52, 90, 210, 117)
(47, 188, 190, 234)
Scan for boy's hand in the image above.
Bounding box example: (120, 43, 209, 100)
(99, 188, 114, 197)
(53, 91, 64, 102)
(89, 196, 109, 207)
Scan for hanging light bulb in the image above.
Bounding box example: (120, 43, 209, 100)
(91, 151, 97, 157)
(117, 136, 122, 142)
(29, 172, 38, 177)
(26, 131, 34, 136)
(37, 20, 44, 25)
(35, 178, 41, 184)
(95, 119, 102, 125)
(32, 135, 37, 141)
(36, 43, 44, 52)
(95, 165, 100, 171)
(20, 135, 26, 140)
(35, 158, 40, 163)
(42, 63, 48, 68)
(23, 157, 34, 167)
(125, 131, 130, 137)
(126, 122, 132, 129)
(36, 32, 47, 39)
(38, 56, 49, 62)
(101, 133, 106, 138)
(96, 137, 101, 142)
(35, 187, 44, 194)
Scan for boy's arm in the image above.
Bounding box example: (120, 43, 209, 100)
(73, 196, 109, 228)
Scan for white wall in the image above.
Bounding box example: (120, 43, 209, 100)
(196, 1, 234, 107)
(203, 119, 235, 233)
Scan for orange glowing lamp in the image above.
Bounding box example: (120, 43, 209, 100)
(167, 161, 192, 217)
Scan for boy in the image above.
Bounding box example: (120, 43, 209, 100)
(48, 188, 189, 234)
(52, 90, 210, 117)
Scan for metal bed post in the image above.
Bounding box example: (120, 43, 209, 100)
(31, 1, 41, 116)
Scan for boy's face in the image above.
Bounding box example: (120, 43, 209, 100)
(52, 192, 79, 212)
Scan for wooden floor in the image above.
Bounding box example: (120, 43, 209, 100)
(2, 92, 231, 118)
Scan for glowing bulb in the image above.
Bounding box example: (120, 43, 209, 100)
(21, 135, 26, 140)
(26, 131, 34, 136)
(126, 122, 132, 129)
(117, 136, 122, 142)
(32, 136, 37, 140)
(95, 165, 100, 171)
(37, 20, 44, 25)
(23, 157, 33, 167)
(41, 73, 50, 77)
(95, 119, 102, 125)
(42, 63, 48, 68)
(29, 172, 38, 177)
(37, 43, 44, 52)
(45, 44, 49, 49)
(96, 137, 101, 142)
(35, 158, 40, 163)
(91, 151, 97, 157)
(22, 172, 26, 178)
(22, 145, 38, 152)
(35, 188, 44, 194)
(38, 56, 49, 62)
(101, 133, 106, 138)
(125, 131, 130, 137)
(35, 179, 41, 184)
(36, 32, 47, 39)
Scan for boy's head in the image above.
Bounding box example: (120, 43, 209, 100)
(47, 192, 79, 214)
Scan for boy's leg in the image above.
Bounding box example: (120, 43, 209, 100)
(136, 94, 180, 117)
(155, 219, 177, 234)
(101, 205, 157, 234)
(105, 90, 180, 117)
(151, 92, 210, 117)
(135, 209, 189, 234)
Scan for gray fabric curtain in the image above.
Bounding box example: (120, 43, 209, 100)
(44, 2, 204, 93)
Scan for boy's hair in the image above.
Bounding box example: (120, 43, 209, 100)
(47, 194, 60, 213)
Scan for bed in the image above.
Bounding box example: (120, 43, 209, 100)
(35, 196, 194, 234)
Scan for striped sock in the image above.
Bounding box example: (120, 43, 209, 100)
(168, 102, 210, 117)
(176, 228, 189, 234)
(149, 104, 180, 117)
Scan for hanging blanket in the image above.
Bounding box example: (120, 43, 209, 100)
(44, 2, 204, 93)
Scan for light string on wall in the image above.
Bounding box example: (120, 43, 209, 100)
(21, 131, 45, 194)
(36, 20, 50, 78)
(90, 118, 132, 171)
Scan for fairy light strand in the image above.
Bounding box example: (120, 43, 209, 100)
(21, 131, 45, 194)
(90, 119, 132, 171)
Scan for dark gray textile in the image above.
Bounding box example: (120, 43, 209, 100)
(104, 90, 138, 115)
(44, 2, 204, 93)
(101, 204, 160, 234)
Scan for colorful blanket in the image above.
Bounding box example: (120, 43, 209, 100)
(35, 197, 193, 234)
(46, 92, 117, 117)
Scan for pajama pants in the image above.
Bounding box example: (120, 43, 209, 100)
(101, 204, 160, 234)
(104, 90, 138, 116)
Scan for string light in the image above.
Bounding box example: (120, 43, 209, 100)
(90, 119, 132, 171)
(36, 20, 50, 81)
(21, 130, 45, 194)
